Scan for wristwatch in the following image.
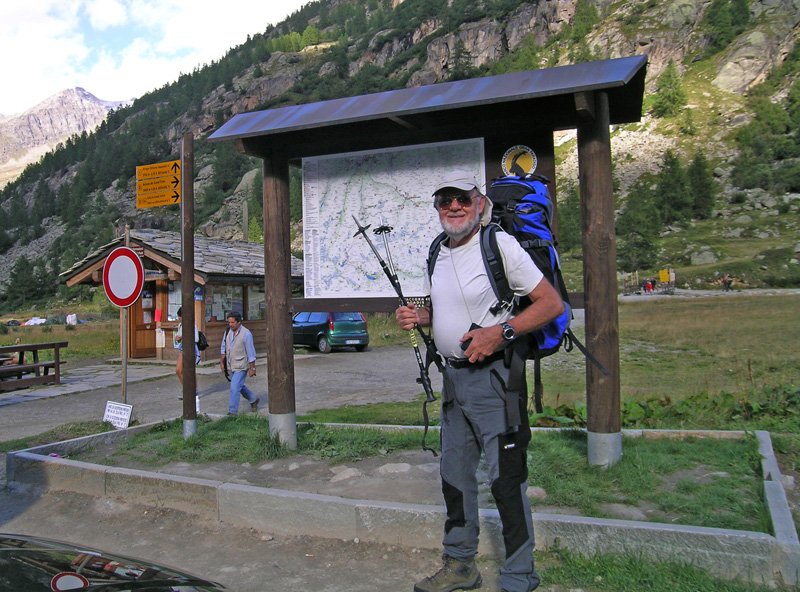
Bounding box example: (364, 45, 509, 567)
(500, 322, 516, 341)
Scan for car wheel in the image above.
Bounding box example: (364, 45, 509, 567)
(354, 345, 367, 352)
(317, 335, 332, 354)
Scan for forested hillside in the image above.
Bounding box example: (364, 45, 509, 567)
(0, 0, 798, 311)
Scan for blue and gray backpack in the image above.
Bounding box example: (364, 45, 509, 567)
(427, 173, 606, 418)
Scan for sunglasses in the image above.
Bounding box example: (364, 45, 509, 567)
(434, 194, 476, 209)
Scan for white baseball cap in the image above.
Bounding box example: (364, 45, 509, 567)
(432, 174, 482, 195)
(432, 172, 493, 226)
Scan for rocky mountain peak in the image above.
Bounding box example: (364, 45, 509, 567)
(0, 88, 132, 188)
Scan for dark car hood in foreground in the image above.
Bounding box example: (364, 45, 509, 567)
(0, 534, 226, 591)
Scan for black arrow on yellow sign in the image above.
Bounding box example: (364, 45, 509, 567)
(136, 189, 182, 209)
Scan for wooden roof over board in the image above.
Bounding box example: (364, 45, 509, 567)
(60, 229, 304, 287)
(209, 55, 647, 159)
(205, 56, 648, 458)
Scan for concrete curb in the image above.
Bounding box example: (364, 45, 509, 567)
(6, 424, 799, 587)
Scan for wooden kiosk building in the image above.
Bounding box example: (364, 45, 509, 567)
(61, 229, 303, 360)
(212, 55, 647, 465)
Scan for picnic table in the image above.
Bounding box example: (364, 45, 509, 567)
(0, 341, 69, 392)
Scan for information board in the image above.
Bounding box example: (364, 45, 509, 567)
(302, 138, 485, 298)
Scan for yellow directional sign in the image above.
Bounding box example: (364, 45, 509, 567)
(137, 189, 181, 209)
(136, 160, 181, 180)
(136, 160, 182, 209)
(137, 175, 180, 195)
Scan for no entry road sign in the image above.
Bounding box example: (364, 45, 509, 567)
(103, 247, 144, 308)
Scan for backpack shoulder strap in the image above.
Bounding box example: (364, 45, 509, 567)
(426, 231, 449, 281)
(480, 224, 514, 315)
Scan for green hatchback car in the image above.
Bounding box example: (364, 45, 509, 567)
(292, 312, 369, 353)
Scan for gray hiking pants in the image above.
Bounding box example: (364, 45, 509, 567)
(439, 358, 540, 592)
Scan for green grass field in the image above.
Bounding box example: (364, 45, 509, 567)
(2, 292, 798, 592)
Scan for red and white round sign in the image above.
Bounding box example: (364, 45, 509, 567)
(51, 571, 90, 590)
(103, 247, 144, 308)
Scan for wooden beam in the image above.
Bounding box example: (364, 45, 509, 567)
(574, 91, 595, 122)
(143, 249, 205, 285)
(577, 91, 621, 442)
(65, 259, 104, 287)
(263, 149, 297, 439)
(388, 115, 417, 130)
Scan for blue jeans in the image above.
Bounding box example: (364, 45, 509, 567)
(228, 370, 257, 413)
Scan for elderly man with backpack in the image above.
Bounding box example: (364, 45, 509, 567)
(396, 173, 563, 592)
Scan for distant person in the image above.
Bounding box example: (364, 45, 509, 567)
(722, 274, 733, 291)
(220, 311, 260, 415)
(174, 307, 200, 401)
(2, 338, 22, 365)
(396, 173, 563, 592)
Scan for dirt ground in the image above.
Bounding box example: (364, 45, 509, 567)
(0, 486, 459, 592)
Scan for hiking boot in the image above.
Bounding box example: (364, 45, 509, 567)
(413, 555, 481, 592)
(250, 397, 260, 412)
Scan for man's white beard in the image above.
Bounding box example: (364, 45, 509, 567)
(440, 207, 481, 242)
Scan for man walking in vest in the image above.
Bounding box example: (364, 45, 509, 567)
(396, 173, 563, 592)
(220, 311, 260, 415)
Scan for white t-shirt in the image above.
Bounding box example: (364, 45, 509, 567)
(175, 323, 199, 349)
(427, 229, 543, 358)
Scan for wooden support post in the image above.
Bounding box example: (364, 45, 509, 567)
(181, 133, 197, 438)
(263, 150, 297, 449)
(576, 90, 622, 467)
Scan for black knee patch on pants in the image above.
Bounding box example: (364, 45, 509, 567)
(492, 431, 530, 558)
(442, 477, 465, 533)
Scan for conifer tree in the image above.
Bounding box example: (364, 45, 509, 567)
(654, 150, 691, 224)
(705, 0, 734, 50)
(3, 256, 37, 309)
(448, 39, 477, 81)
(616, 181, 660, 270)
(730, 0, 750, 29)
(652, 60, 687, 118)
(687, 151, 717, 219)
(556, 184, 582, 253)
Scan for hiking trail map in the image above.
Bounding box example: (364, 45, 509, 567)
(302, 138, 485, 298)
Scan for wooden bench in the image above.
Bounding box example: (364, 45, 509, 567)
(0, 341, 68, 392)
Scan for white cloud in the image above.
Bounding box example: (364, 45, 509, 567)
(0, 1, 89, 114)
(84, 0, 128, 30)
(0, 0, 311, 115)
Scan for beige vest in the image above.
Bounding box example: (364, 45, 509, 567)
(225, 327, 250, 372)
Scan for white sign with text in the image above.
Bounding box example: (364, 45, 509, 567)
(104, 401, 133, 429)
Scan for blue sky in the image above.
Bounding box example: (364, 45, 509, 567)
(0, 0, 311, 116)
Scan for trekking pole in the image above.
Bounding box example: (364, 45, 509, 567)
(353, 215, 440, 456)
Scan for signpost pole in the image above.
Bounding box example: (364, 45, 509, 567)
(181, 133, 197, 440)
(102, 244, 144, 407)
(122, 228, 130, 404)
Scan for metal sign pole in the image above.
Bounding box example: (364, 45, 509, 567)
(122, 227, 130, 404)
